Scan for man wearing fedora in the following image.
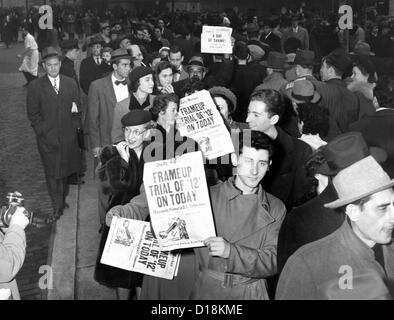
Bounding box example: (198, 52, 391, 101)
(276, 154, 394, 299)
(291, 49, 320, 85)
(27, 47, 82, 221)
(60, 39, 80, 87)
(87, 48, 132, 231)
(80, 36, 106, 96)
(315, 48, 360, 140)
(281, 16, 309, 51)
(254, 51, 289, 92)
(173, 56, 207, 98)
(277, 132, 388, 274)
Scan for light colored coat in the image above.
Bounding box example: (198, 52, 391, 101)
(191, 177, 286, 300)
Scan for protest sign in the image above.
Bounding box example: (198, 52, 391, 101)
(101, 217, 180, 280)
(178, 89, 235, 160)
(143, 151, 216, 251)
(201, 26, 232, 54)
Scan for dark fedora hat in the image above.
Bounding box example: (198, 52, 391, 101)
(294, 49, 316, 66)
(89, 36, 105, 47)
(315, 131, 387, 176)
(285, 79, 321, 104)
(41, 46, 61, 61)
(110, 48, 132, 62)
(350, 41, 375, 56)
(60, 39, 79, 51)
(261, 51, 289, 70)
(323, 48, 352, 74)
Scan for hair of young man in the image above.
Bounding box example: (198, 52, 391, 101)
(353, 55, 378, 84)
(298, 102, 329, 137)
(250, 88, 285, 119)
(150, 93, 179, 119)
(237, 130, 274, 160)
(169, 45, 183, 56)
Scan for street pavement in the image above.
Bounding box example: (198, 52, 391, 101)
(0, 42, 116, 299)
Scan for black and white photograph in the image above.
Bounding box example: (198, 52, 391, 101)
(1, 0, 394, 308)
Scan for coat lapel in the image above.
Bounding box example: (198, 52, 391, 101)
(103, 74, 117, 106)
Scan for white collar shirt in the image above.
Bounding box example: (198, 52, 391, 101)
(48, 75, 60, 93)
(112, 73, 129, 103)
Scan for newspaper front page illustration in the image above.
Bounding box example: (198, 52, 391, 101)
(143, 151, 216, 251)
(178, 89, 235, 160)
(101, 217, 180, 280)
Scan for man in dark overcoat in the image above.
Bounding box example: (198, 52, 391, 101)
(27, 47, 82, 221)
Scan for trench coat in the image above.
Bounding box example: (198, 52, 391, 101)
(191, 177, 286, 300)
(276, 220, 394, 300)
(27, 75, 82, 179)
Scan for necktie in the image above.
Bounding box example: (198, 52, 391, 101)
(53, 78, 59, 94)
(373, 244, 385, 270)
(115, 80, 127, 86)
(96, 57, 100, 65)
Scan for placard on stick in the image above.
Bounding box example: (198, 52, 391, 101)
(201, 26, 232, 54)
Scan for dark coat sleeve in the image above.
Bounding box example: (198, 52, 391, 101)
(26, 79, 47, 136)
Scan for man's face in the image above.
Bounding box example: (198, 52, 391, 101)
(136, 30, 145, 40)
(158, 67, 173, 87)
(92, 44, 102, 57)
(102, 51, 111, 62)
(130, 45, 143, 66)
(263, 26, 271, 35)
(351, 188, 394, 245)
(119, 38, 131, 49)
(154, 27, 162, 39)
(68, 48, 79, 61)
(246, 100, 275, 133)
(160, 101, 178, 125)
(188, 66, 204, 81)
(158, 20, 165, 29)
(235, 146, 270, 190)
(114, 58, 131, 79)
(169, 51, 184, 69)
(320, 60, 330, 82)
(351, 66, 369, 83)
(124, 124, 148, 149)
(43, 56, 61, 78)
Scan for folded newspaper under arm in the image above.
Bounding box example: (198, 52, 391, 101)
(100, 217, 180, 280)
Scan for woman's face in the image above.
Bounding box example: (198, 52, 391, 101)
(351, 66, 369, 83)
(159, 101, 178, 125)
(214, 96, 230, 121)
(158, 67, 173, 87)
(138, 74, 154, 94)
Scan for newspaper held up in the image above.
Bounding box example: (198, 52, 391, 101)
(101, 217, 180, 280)
(201, 26, 233, 54)
(178, 89, 235, 160)
(143, 151, 216, 251)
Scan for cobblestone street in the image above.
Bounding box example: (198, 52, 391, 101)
(0, 43, 53, 300)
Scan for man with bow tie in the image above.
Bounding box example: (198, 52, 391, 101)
(87, 48, 132, 231)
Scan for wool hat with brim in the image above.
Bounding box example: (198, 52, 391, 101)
(324, 156, 394, 209)
(41, 46, 61, 62)
(209, 86, 237, 113)
(350, 41, 375, 56)
(129, 66, 153, 83)
(261, 51, 289, 70)
(285, 79, 321, 104)
(110, 48, 133, 62)
(121, 109, 152, 127)
(315, 131, 387, 176)
(186, 56, 207, 72)
(294, 49, 316, 66)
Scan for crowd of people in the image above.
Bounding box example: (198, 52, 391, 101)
(5, 1, 394, 300)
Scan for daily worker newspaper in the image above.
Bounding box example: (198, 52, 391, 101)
(143, 151, 216, 251)
(178, 89, 235, 160)
(101, 217, 180, 280)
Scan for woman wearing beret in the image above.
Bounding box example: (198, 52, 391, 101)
(209, 86, 248, 131)
(95, 110, 153, 300)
